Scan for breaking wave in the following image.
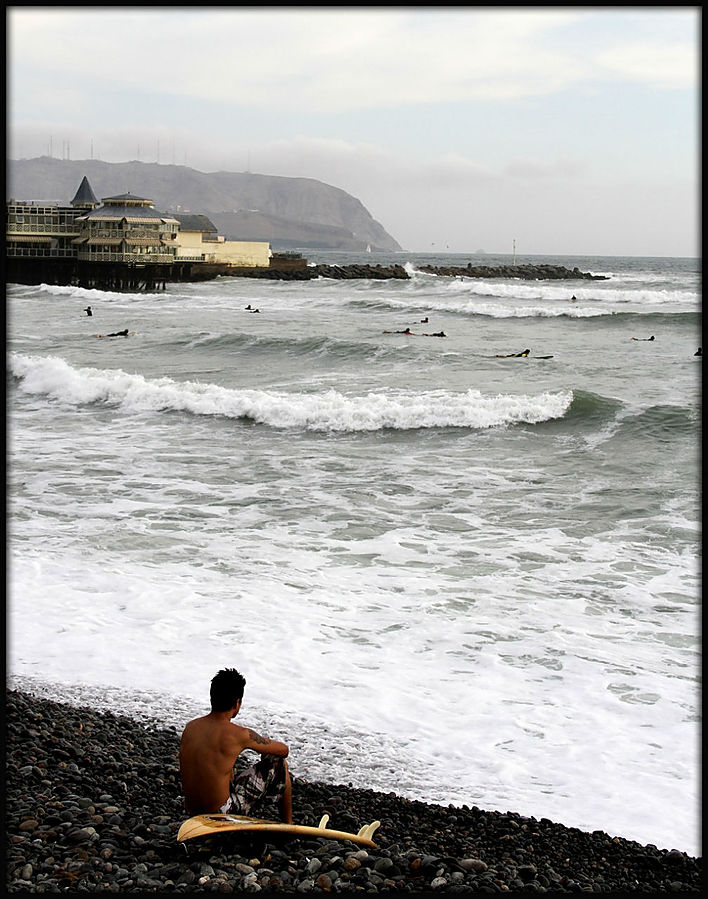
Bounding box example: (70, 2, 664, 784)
(9, 352, 573, 433)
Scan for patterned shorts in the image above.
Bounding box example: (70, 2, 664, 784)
(220, 755, 287, 816)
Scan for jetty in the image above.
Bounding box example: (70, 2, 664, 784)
(415, 263, 608, 281)
(223, 262, 606, 281)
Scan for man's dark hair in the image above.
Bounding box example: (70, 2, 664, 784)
(210, 668, 246, 712)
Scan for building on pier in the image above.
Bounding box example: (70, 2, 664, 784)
(6, 175, 273, 283)
(171, 212, 271, 267)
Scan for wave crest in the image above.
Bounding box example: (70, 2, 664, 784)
(10, 353, 573, 433)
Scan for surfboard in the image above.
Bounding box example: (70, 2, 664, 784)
(94, 332, 138, 338)
(382, 331, 446, 337)
(176, 813, 380, 847)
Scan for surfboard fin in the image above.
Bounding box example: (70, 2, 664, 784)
(317, 814, 330, 830)
(357, 821, 381, 841)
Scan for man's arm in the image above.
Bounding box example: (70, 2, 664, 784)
(242, 726, 289, 758)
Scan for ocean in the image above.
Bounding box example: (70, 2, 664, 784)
(7, 251, 701, 857)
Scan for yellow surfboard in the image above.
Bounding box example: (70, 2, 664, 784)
(177, 813, 380, 848)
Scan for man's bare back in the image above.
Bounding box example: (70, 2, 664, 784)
(179, 669, 292, 822)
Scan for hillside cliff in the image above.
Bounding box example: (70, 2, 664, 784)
(7, 157, 402, 252)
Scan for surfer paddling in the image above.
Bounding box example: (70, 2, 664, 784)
(96, 329, 130, 338)
(383, 327, 446, 336)
(179, 668, 293, 823)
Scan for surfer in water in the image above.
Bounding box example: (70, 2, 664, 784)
(97, 329, 130, 338)
(84, 306, 93, 316)
(383, 327, 412, 334)
(179, 668, 293, 822)
(631, 336, 655, 341)
(496, 349, 530, 357)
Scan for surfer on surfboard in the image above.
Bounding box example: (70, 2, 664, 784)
(383, 327, 446, 336)
(179, 668, 293, 823)
(496, 349, 530, 357)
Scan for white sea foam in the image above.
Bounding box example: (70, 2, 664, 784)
(10, 353, 573, 431)
(7, 523, 699, 855)
(34, 282, 163, 301)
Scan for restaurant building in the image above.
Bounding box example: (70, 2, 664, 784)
(6, 175, 273, 288)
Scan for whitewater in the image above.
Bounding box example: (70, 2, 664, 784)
(7, 251, 701, 858)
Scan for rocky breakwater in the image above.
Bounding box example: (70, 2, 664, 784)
(418, 262, 608, 281)
(6, 689, 701, 893)
(226, 263, 410, 281)
(310, 263, 410, 280)
(418, 263, 608, 280)
(226, 262, 606, 282)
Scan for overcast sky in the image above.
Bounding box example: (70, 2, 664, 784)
(7, 6, 699, 257)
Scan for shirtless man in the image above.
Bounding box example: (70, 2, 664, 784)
(179, 668, 292, 822)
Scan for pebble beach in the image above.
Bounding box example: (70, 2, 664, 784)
(6, 689, 701, 893)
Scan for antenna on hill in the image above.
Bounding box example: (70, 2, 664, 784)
(512, 239, 516, 265)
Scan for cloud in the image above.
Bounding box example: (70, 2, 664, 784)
(595, 41, 697, 90)
(502, 158, 588, 180)
(6, 8, 698, 257)
(9, 8, 698, 116)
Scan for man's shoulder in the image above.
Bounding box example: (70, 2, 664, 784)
(181, 713, 212, 736)
(183, 714, 208, 729)
(227, 720, 251, 740)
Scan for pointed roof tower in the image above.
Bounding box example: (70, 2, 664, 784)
(71, 176, 99, 209)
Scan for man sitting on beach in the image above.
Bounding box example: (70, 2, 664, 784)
(179, 668, 293, 822)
